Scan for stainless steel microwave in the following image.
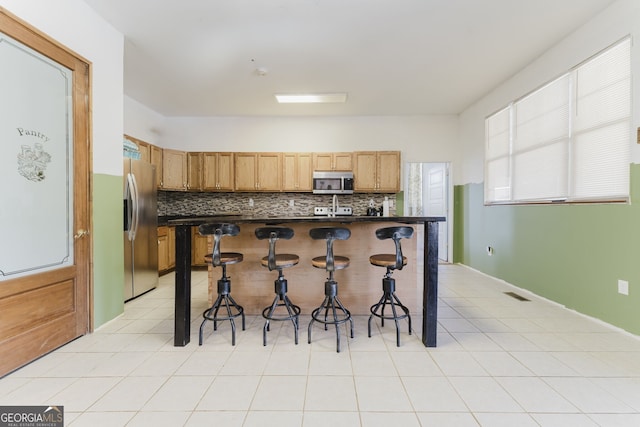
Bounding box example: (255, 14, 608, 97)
(312, 171, 354, 194)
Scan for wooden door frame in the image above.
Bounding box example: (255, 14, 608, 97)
(0, 8, 93, 374)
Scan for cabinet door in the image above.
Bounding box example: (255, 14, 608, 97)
(313, 153, 333, 171)
(186, 152, 202, 191)
(377, 151, 401, 192)
(313, 152, 353, 171)
(138, 143, 150, 163)
(296, 153, 312, 191)
(150, 145, 163, 188)
(217, 152, 235, 191)
(168, 226, 176, 268)
(203, 152, 235, 191)
(257, 153, 282, 191)
(202, 152, 219, 191)
(124, 135, 150, 163)
(162, 149, 187, 190)
(282, 153, 297, 191)
(333, 152, 353, 171)
(283, 153, 311, 191)
(191, 227, 209, 266)
(234, 153, 257, 191)
(137, 140, 151, 163)
(158, 226, 169, 272)
(354, 151, 377, 191)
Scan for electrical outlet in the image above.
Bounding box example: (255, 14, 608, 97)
(289, 199, 294, 207)
(248, 198, 254, 207)
(618, 279, 629, 295)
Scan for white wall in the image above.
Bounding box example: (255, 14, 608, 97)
(124, 96, 165, 146)
(459, 0, 640, 185)
(1, 0, 123, 176)
(157, 115, 461, 184)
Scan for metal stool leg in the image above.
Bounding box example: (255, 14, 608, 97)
(199, 272, 244, 346)
(282, 295, 300, 344)
(308, 280, 352, 352)
(262, 275, 300, 346)
(368, 275, 412, 347)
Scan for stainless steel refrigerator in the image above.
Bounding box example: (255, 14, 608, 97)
(123, 158, 158, 301)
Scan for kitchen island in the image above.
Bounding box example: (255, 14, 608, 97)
(168, 215, 444, 347)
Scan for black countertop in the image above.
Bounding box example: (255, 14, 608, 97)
(166, 215, 445, 226)
(158, 214, 241, 226)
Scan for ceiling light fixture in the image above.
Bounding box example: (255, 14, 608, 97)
(275, 93, 347, 104)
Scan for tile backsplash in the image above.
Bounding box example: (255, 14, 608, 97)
(158, 191, 398, 217)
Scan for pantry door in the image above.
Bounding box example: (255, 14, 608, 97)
(0, 10, 91, 376)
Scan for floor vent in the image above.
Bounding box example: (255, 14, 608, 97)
(504, 291, 530, 301)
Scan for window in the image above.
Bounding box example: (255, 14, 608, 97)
(485, 37, 631, 204)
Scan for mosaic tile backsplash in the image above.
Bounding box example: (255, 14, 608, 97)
(158, 191, 399, 217)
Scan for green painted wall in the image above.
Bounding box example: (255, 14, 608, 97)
(92, 173, 124, 328)
(454, 164, 640, 335)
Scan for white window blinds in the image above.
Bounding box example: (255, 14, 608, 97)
(485, 37, 631, 204)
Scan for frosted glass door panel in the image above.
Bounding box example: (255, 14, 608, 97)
(0, 33, 74, 279)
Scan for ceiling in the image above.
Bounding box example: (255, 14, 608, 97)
(83, 0, 615, 117)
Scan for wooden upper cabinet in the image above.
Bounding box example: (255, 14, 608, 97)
(354, 151, 400, 192)
(123, 135, 162, 188)
(202, 152, 234, 191)
(136, 146, 399, 193)
(234, 152, 282, 191)
(376, 151, 401, 192)
(125, 135, 151, 163)
(234, 152, 257, 191)
(283, 153, 312, 192)
(186, 152, 202, 191)
(124, 135, 151, 163)
(162, 148, 187, 190)
(150, 145, 163, 188)
(257, 153, 282, 191)
(312, 152, 353, 171)
(354, 151, 377, 191)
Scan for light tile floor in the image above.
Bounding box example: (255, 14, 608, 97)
(3, 265, 640, 426)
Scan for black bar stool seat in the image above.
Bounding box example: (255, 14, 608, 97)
(308, 227, 354, 352)
(368, 226, 414, 347)
(198, 223, 245, 346)
(255, 227, 301, 346)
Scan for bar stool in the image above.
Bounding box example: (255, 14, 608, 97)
(368, 226, 414, 347)
(198, 223, 245, 346)
(308, 227, 354, 352)
(255, 227, 301, 346)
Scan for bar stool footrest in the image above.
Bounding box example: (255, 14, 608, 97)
(262, 303, 301, 322)
(308, 295, 354, 353)
(368, 292, 412, 347)
(199, 295, 246, 346)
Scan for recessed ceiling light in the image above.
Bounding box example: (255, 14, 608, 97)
(275, 93, 347, 103)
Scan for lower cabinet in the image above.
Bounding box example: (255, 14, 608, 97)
(159, 225, 208, 273)
(158, 226, 175, 273)
(192, 227, 209, 267)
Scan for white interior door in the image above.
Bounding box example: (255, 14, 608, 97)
(424, 163, 449, 262)
(405, 162, 451, 262)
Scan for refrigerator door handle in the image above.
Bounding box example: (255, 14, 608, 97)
(127, 173, 139, 241)
(125, 173, 133, 239)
